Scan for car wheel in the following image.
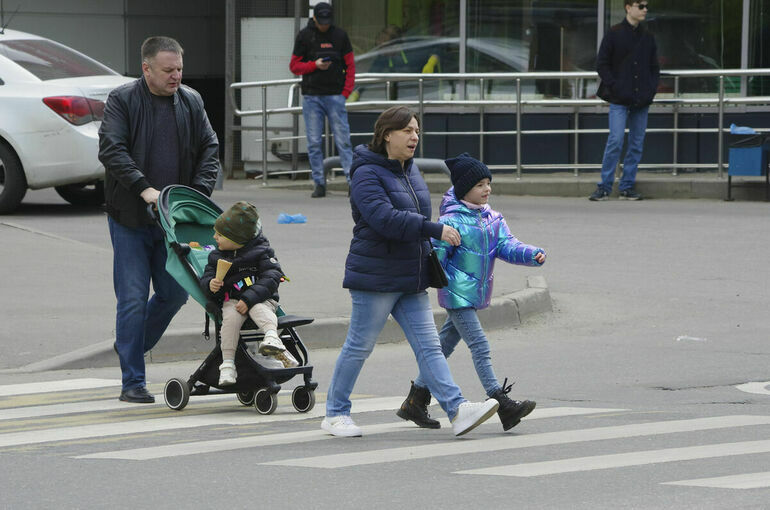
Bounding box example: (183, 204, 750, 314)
(54, 181, 105, 207)
(0, 142, 28, 214)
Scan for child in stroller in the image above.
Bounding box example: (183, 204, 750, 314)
(201, 201, 298, 386)
(155, 185, 317, 414)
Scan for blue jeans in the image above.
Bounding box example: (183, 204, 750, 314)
(302, 94, 352, 186)
(108, 217, 188, 391)
(598, 104, 649, 192)
(326, 290, 466, 420)
(415, 308, 501, 397)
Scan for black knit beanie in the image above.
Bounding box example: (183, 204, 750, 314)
(445, 153, 492, 200)
(214, 201, 259, 246)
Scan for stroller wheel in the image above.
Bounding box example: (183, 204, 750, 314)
(254, 388, 278, 415)
(291, 386, 316, 413)
(164, 378, 190, 411)
(236, 391, 256, 406)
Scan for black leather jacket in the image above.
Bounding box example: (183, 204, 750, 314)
(98, 77, 219, 227)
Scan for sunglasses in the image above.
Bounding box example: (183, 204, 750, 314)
(636, 3, 649, 9)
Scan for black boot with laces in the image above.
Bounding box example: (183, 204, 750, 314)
(489, 378, 536, 431)
(396, 381, 441, 429)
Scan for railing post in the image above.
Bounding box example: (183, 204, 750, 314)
(479, 78, 485, 162)
(672, 76, 679, 176)
(419, 78, 425, 159)
(717, 75, 725, 179)
(261, 85, 268, 186)
(292, 88, 298, 171)
(573, 108, 579, 177)
(516, 78, 522, 179)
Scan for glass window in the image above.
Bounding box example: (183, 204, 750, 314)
(338, 0, 460, 101)
(468, 0, 598, 98)
(605, 0, 742, 95)
(0, 39, 117, 81)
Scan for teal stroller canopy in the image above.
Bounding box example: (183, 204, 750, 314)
(157, 185, 223, 311)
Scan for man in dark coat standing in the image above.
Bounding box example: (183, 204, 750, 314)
(98, 36, 219, 403)
(590, 0, 659, 201)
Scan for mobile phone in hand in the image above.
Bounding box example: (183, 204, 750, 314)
(322, 57, 331, 62)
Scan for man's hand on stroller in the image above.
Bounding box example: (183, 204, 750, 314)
(140, 187, 160, 205)
(209, 278, 223, 293)
(235, 300, 248, 315)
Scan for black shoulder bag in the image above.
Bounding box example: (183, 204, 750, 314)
(427, 249, 448, 288)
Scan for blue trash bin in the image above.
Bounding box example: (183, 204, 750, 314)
(728, 135, 769, 176)
(726, 134, 770, 200)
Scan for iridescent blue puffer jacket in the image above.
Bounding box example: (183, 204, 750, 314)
(433, 187, 545, 310)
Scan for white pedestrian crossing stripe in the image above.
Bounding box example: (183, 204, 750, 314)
(0, 378, 120, 397)
(262, 415, 770, 469)
(456, 440, 770, 477)
(662, 471, 770, 489)
(77, 406, 624, 461)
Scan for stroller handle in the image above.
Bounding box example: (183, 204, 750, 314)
(147, 203, 160, 223)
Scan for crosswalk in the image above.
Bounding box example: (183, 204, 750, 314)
(1, 378, 769, 491)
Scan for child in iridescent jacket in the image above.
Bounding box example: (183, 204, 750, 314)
(398, 153, 546, 432)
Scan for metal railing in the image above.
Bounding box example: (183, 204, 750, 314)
(227, 69, 770, 183)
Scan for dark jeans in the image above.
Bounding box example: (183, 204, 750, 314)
(108, 217, 188, 391)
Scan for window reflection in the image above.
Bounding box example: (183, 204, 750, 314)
(337, 0, 761, 101)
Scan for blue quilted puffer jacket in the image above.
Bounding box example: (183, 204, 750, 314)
(433, 187, 545, 310)
(343, 145, 445, 292)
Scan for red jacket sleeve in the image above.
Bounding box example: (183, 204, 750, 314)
(342, 51, 355, 98)
(290, 54, 316, 76)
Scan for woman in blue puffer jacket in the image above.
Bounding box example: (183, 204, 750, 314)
(401, 153, 547, 432)
(321, 107, 500, 438)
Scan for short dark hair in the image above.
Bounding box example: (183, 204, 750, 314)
(625, 0, 639, 6)
(141, 36, 184, 62)
(369, 106, 419, 156)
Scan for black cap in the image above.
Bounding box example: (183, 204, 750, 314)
(313, 2, 333, 25)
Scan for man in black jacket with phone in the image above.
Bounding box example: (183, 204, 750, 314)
(98, 36, 219, 403)
(590, 0, 659, 201)
(289, 2, 355, 198)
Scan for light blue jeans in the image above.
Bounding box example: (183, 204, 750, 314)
(415, 308, 501, 397)
(108, 218, 188, 391)
(302, 94, 352, 186)
(598, 104, 649, 192)
(326, 290, 466, 420)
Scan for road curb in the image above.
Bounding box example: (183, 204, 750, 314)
(5, 276, 552, 373)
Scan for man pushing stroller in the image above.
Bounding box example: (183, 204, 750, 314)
(201, 201, 298, 386)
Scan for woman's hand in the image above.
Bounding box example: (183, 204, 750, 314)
(441, 225, 461, 246)
(209, 278, 223, 293)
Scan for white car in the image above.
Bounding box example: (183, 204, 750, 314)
(0, 28, 133, 213)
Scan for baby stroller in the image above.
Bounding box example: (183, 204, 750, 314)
(152, 185, 317, 414)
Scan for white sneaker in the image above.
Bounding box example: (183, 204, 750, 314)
(451, 400, 500, 436)
(273, 349, 299, 368)
(321, 415, 362, 437)
(258, 330, 286, 355)
(218, 360, 237, 386)
(252, 353, 284, 370)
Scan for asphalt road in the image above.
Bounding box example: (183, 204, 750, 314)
(0, 184, 769, 509)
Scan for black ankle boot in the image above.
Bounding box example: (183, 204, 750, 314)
(489, 378, 536, 431)
(396, 381, 441, 429)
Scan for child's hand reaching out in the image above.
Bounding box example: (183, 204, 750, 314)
(534, 251, 546, 264)
(209, 278, 223, 293)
